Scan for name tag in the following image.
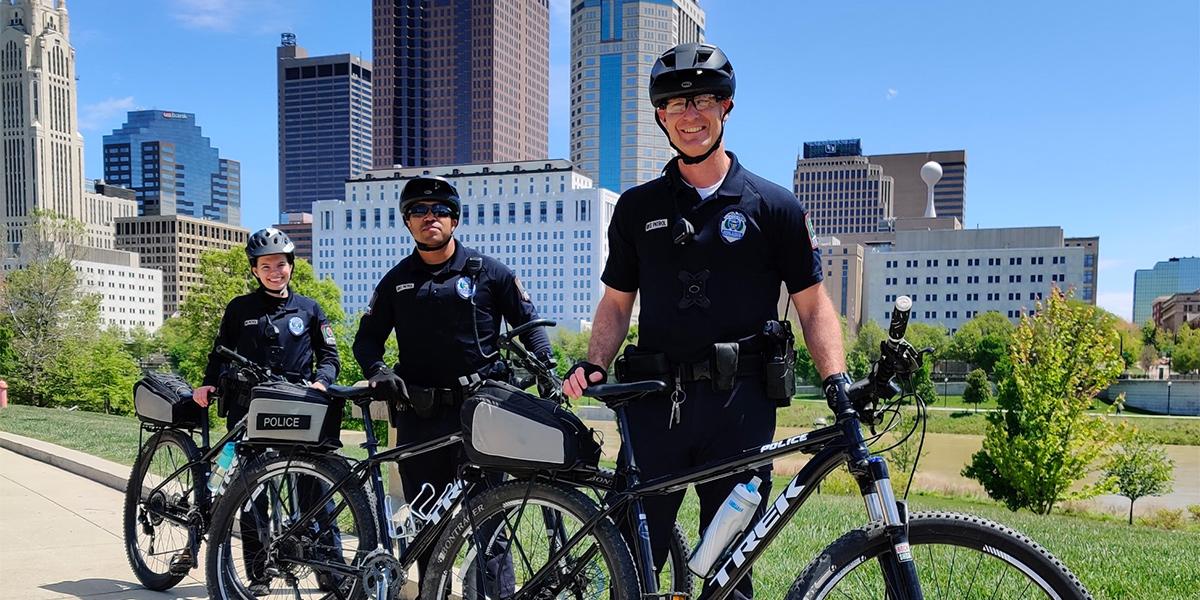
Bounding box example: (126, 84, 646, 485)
(257, 414, 312, 430)
(243, 319, 258, 326)
(645, 218, 668, 232)
(396, 283, 415, 292)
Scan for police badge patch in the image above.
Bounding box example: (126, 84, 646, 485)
(719, 210, 748, 243)
(288, 316, 305, 336)
(456, 276, 476, 299)
(322, 323, 336, 345)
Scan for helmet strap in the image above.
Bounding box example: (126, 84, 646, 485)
(415, 235, 453, 252)
(656, 102, 733, 165)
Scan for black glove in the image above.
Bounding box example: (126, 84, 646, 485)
(822, 372, 852, 413)
(368, 366, 409, 407)
(568, 360, 608, 385)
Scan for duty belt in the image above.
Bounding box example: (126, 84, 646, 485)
(675, 352, 764, 383)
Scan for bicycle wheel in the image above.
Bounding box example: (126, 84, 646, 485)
(205, 453, 379, 600)
(788, 511, 1093, 600)
(661, 522, 694, 597)
(123, 428, 204, 591)
(421, 480, 639, 600)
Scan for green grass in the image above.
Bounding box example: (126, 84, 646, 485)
(4, 404, 1198, 597)
(777, 398, 1200, 445)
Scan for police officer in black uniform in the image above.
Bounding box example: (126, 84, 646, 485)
(563, 43, 849, 599)
(352, 175, 552, 589)
(193, 227, 341, 595)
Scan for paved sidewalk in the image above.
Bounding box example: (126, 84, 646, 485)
(0, 447, 207, 599)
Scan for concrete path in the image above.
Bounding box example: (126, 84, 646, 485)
(0, 447, 207, 599)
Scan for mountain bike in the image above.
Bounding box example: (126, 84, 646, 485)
(422, 297, 1094, 600)
(203, 319, 694, 600)
(123, 346, 274, 590)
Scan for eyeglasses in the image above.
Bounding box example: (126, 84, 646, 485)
(659, 94, 725, 115)
(405, 204, 456, 219)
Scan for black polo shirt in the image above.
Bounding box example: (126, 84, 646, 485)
(353, 242, 551, 388)
(601, 152, 823, 364)
(203, 288, 340, 387)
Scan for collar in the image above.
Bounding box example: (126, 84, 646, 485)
(256, 286, 295, 311)
(665, 151, 747, 203)
(407, 242, 475, 275)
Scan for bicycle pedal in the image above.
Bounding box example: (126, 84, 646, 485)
(644, 594, 689, 600)
(168, 550, 194, 575)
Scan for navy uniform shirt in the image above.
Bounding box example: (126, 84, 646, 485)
(203, 288, 340, 387)
(602, 152, 823, 364)
(353, 243, 552, 388)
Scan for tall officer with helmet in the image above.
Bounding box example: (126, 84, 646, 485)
(192, 227, 342, 595)
(562, 43, 849, 598)
(353, 175, 553, 590)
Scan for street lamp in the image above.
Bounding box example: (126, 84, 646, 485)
(1166, 381, 1172, 416)
(943, 377, 949, 405)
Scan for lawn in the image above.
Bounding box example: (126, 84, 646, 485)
(3, 404, 1198, 598)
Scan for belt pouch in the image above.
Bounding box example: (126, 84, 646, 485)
(615, 345, 670, 383)
(712, 343, 739, 391)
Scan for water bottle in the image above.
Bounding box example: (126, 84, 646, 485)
(207, 442, 237, 494)
(687, 476, 762, 577)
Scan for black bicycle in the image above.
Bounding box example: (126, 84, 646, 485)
(203, 319, 694, 600)
(422, 298, 1094, 600)
(124, 346, 275, 590)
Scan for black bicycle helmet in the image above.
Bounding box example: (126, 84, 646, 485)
(246, 227, 295, 266)
(648, 42, 735, 108)
(400, 175, 461, 218)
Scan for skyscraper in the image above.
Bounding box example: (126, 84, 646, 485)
(1, 0, 85, 254)
(795, 140, 895, 238)
(277, 33, 373, 216)
(372, 0, 549, 169)
(868, 149, 967, 223)
(569, 0, 705, 192)
(103, 110, 241, 225)
(1133, 257, 1200, 325)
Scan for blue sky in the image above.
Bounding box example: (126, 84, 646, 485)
(67, 0, 1198, 321)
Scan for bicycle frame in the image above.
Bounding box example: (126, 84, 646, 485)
(135, 416, 248, 530)
(514, 400, 925, 600)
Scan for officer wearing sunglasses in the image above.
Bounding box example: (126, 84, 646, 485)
(352, 174, 552, 589)
(563, 43, 847, 599)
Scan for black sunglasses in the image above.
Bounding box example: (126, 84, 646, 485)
(405, 204, 456, 219)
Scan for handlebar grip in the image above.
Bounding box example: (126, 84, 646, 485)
(504, 318, 556, 340)
(215, 345, 250, 366)
(888, 296, 912, 341)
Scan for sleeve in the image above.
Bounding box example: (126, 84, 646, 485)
(770, 192, 824, 295)
(202, 300, 239, 388)
(353, 274, 395, 378)
(599, 196, 639, 293)
(309, 303, 341, 386)
(495, 265, 553, 360)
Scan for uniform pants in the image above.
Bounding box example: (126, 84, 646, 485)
(394, 403, 514, 594)
(616, 376, 776, 599)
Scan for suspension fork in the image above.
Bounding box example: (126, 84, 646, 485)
(847, 439, 923, 599)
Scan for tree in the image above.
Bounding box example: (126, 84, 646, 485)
(0, 212, 100, 406)
(847, 320, 887, 380)
(964, 288, 1125, 514)
(167, 248, 344, 385)
(552, 329, 591, 377)
(1171, 324, 1200, 374)
(949, 311, 1015, 374)
(1103, 434, 1175, 524)
(905, 322, 949, 402)
(793, 337, 820, 387)
(963, 368, 992, 410)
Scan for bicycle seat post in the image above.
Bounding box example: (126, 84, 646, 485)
(613, 402, 660, 595)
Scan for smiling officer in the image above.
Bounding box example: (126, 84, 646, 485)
(562, 43, 849, 599)
(352, 174, 552, 591)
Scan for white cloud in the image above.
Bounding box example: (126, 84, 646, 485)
(1097, 290, 1133, 322)
(885, 88, 898, 100)
(79, 96, 138, 131)
(171, 0, 291, 34)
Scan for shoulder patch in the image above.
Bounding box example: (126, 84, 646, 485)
(645, 218, 669, 232)
(322, 323, 336, 345)
(514, 276, 531, 303)
(805, 213, 818, 248)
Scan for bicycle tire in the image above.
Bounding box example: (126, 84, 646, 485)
(205, 452, 380, 600)
(421, 480, 640, 600)
(123, 428, 204, 591)
(664, 522, 695, 597)
(787, 511, 1093, 600)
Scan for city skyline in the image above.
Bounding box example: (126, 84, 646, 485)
(58, 0, 1199, 322)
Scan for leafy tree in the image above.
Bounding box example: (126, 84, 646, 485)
(123, 325, 164, 364)
(964, 288, 1125, 514)
(1103, 434, 1175, 524)
(847, 320, 886, 380)
(54, 328, 142, 414)
(1171, 324, 1200, 374)
(167, 248, 344, 385)
(905, 322, 948, 402)
(948, 311, 1014, 374)
(1138, 344, 1159, 373)
(963, 368, 992, 410)
(0, 212, 99, 406)
(334, 313, 398, 385)
(793, 340, 820, 387)
(552, 329, 591, 377)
